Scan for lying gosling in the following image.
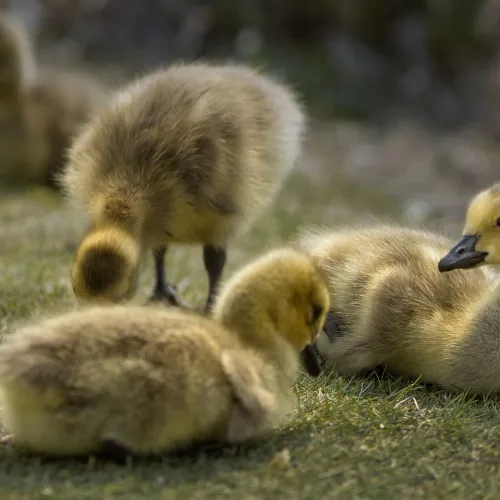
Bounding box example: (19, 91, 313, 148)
(296, 225, 500, 395)
(60, 62, 305, 312)
(0, 248, 329, 456)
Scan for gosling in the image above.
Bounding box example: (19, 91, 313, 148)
(0, 10, 36, 101)
(0, 248, 329, 456)
(296, 224, 500, 395)
(0, 11, 108, 186)
(60, 62, 306, 312)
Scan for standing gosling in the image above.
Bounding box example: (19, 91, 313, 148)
(295, 225, 500, 395)
(0, 248, 329, 456)
(60, 62, 305, 312)
(439, 183, 500, 273)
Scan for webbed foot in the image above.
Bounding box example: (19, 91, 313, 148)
(148, 282, 191, 309)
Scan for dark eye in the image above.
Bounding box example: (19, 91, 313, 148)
(308, 303, 324, 325)
(496, 217, 500, 227)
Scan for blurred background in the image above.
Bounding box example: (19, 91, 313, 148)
(3, 0, 500, 232)
(8, 0, 500, 125)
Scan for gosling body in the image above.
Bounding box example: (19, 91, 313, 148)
(61, 62, 306, 311)
(0, 248, 329, 455)
(297, 225, 500, 395)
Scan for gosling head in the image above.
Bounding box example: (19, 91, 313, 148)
(213, 248, 330, 376)
(439, 185, 500, 273)
(263, 249, 330, 355)
(71, 227, 141, 303)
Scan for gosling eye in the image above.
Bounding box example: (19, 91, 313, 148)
(496, 217, 500, 227)
(308, 303, 324, 325)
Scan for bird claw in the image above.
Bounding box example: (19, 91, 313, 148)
(148, 283, 192, 310)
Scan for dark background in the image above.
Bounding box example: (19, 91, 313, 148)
(7, 0, 500, 130)
(4, 0, 500, 232)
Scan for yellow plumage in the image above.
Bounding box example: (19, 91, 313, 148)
(0, 248, 329, 455)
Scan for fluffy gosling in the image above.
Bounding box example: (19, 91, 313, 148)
(60, 62, 305, 312)
(0, 248, 329, 456)
(296, 225, 500, 395)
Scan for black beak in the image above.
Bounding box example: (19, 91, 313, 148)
(438, 235, 488, 273)
(300, 343, 322, 377)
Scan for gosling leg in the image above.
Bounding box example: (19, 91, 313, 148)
(99, 439, 132, 462)
(203, 244, 227, 314)
(149, 246, 186, 307)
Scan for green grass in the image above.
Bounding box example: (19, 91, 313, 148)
(1, 172, 500, 499)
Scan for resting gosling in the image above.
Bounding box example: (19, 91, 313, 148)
(60, 62, 305, 312)
(0, 11, 108, 186)
(296, 225, 500, 395)
(0, 248, 329, 456)
(439, 183, 500, 273)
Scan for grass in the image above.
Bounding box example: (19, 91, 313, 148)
(1, 170, 500, 499)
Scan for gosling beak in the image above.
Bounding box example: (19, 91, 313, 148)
(300, 344, 322, 378)
(438, 235, 488, 272)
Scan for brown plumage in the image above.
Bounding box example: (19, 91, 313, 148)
(296, 225, 500, 395)
(0, 247, 329, 456)
(0, 11, 108, 187)
(60, 62, 306, 312)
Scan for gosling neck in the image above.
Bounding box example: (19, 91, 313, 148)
(214, 297, 299, 381)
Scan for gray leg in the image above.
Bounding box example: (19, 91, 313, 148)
(149, 246, 185, 307)
(203, 244, 227, 313)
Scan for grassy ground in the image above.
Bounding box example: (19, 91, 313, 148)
(1, 161, 500, 500)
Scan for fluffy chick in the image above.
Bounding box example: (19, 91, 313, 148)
(439, 183, 500, 273)
(0, 248, 329, 456)
(296, 225, 500, 395)
(60, 62, 306, 312)
(0, 11, 108, 186)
